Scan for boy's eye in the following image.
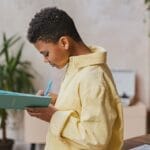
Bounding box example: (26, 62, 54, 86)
(41, 51, 49, 57)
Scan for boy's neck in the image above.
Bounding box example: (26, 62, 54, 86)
(69, 41, 91, 56)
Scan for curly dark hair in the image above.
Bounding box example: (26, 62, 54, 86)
(27, 7, 82, 43)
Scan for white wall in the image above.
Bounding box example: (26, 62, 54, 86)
(0, 0, 149, 147)
(0, 0, 149, 104)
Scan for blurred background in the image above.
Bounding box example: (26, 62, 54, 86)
(0, 0, 149, 150)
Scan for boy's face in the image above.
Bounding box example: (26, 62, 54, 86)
(34, 39, 69, 69)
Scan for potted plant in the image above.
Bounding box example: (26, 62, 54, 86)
(0, 33, 35, 150)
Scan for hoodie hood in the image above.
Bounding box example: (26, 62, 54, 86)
(68, 46, 107, 70)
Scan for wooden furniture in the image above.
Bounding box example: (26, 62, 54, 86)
(123, 134, 150, 150)
(123, 102, 147, 139)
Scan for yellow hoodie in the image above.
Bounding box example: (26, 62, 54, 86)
(45, 46, 123, 150)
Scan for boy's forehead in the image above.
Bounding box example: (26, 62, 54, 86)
(34, 40, 46, 48)
(34, 40, 50, 52)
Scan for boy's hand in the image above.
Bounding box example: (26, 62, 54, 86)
(26, 104, 57, 122)
(26, 90, 57, 122)
(36, 90, 57, 104)
(48, 92, 58, 104)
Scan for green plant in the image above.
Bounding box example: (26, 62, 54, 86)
(0, 33, 35, 143)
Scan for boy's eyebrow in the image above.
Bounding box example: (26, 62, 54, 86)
(40, 51, 44, 54)
(40, 51, 47, 54)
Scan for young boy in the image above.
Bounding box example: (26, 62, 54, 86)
(27, 7, 123, 150)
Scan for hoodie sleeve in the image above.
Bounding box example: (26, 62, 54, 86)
(49, 74, 117, 149)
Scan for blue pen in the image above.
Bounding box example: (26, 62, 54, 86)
(44, 80, 52, 96)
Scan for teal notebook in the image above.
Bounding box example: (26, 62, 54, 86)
(0, 90, 51, 109)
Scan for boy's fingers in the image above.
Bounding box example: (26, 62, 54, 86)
(36, 90, 44, 96)
(26, 107, 45, 113)
(48, 93, 58, 104)
(48, 93, 57, 99)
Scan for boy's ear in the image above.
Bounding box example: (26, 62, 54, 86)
(59, 36, 69, 50)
